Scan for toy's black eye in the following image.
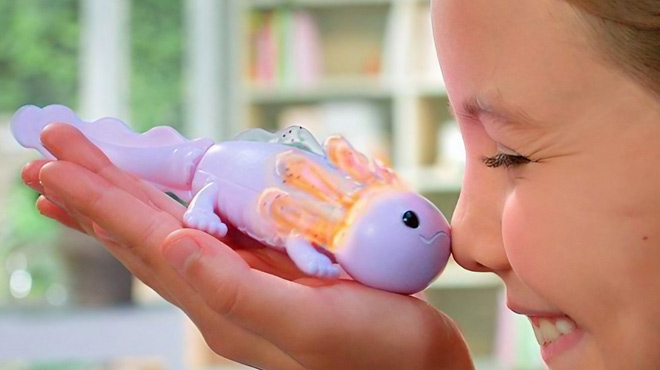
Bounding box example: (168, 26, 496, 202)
(402, 210, 419, 229)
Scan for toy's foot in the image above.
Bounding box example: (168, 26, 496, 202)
(286, 237, 340, 279)
(183, 210, 228, 238)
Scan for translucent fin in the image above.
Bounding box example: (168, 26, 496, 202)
(10, 104, 196, 151)
(276, 150, 361, 208)
(258, 188, 344, 250)
(324, 135, 400, 186)
(233, 126, 325, 156)
(10, 104, 213, 201)
(11, 104, 79, 159)
(373, 158, 400, 186)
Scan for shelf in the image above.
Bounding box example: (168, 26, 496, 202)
(398, 165, 463, 193)
(249, 0, 430, 8)
(249, 0, 394, 9)
(0, 305, 188, 367)
(245, 76, 394, 103)
(246, 79, 447, 104)
(429, 260, 502, 290)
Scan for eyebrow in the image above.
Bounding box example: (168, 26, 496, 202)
(452, 94, 547, 126)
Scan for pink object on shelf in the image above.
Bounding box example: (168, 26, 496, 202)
(255, 12, 277, 85)
(293, 10, 322, 87)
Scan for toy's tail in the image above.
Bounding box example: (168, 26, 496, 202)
(11, 104, 214, 202)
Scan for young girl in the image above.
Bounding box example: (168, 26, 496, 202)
(22, 0, 660, 368)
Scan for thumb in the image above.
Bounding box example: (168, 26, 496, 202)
(163, 229, 251, 310)
(162, 229, 314, 340)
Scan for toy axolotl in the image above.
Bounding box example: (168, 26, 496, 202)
(11, 105, 451, 294)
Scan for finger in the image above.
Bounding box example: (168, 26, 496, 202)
(39, 191, 125, 243)
(163, 229, 328, 342)
(39, 160, 185, 297)
(220, 225, 308, 280)
(40, 160, 182, 260)
(22, 159, 52, 193)
(40, 122, 185, 220)
(91, 223, 190, 307)
(37, 190, 180, 305)
(36, 195, 85, 233)
(235, 248, 307, 281)
(39, 161, 299, 368)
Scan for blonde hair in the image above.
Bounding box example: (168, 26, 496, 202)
(566, 1, 660, 96)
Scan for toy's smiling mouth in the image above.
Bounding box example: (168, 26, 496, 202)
(419, 231, 447, 244)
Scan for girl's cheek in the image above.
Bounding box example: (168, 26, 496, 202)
(501, 192, 544, 281)
(501, 190, 559, 295)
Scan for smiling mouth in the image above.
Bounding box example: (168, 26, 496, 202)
(529, 316, 577, 346)
(419, 231, 447, 244)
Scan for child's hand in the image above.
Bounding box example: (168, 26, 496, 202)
(22, 123, 473, 370)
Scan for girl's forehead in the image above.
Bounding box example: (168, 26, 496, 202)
(434, 0, 626, 128)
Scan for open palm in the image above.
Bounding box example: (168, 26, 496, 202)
(22, 123, 472, 370)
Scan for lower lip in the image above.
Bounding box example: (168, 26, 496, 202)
(540, 327, 584, 364)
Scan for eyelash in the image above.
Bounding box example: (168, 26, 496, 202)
(482, 152, 531, 168)
(448, 101, 533, 169)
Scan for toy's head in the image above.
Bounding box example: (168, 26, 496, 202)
(333, 190, 451, 294)
(262, 138, 451, 294)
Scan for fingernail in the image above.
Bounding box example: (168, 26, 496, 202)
(92, 223, 117, 243)
(43, 187, 64, 208)
(25, 180, 41, 191)
(164, 237, 201, 272)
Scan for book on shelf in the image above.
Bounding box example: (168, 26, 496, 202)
(249, 8, 322, 88)
(380, 1, 444, 87)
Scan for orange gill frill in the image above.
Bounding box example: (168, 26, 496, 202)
(324, 136, 400, 186)
(257, 136, 405, 252)
(258, 188, 344, 249)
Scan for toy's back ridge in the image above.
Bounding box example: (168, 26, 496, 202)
(10, 104, 215, 201)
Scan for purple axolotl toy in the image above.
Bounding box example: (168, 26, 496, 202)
(11, 105, 451, 294)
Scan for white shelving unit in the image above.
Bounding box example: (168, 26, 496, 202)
(229, 0, 456, 191)
(0, 305, 188, 369)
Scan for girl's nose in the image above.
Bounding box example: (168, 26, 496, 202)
(450, 158, 512, 273)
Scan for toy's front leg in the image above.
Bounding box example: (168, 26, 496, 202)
(285, 235, 340, 279)
(184, 182, 228, 238)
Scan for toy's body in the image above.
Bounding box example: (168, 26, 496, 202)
(11, 105, 451, 294)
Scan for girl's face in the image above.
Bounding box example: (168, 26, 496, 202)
(432, 0, 660, 368)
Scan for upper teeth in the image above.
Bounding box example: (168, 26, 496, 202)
(529, 317, 576, 345)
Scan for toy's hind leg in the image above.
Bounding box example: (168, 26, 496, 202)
(285, 236, 340, 279)
(184, 182, 228, 238)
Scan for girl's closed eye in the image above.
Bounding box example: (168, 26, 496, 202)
(482, 152, 531, 168)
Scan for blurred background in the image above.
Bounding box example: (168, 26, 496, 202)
(0, 0, 544, 369)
